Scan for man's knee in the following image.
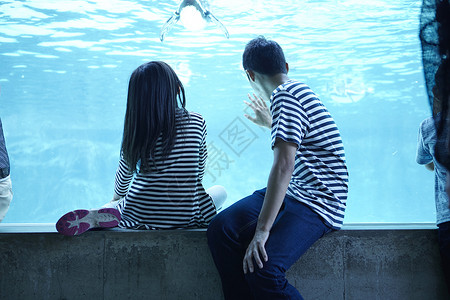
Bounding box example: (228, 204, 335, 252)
(245, 265, 288, 296)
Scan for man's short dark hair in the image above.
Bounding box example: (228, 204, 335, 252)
(242, 36, 287, 76)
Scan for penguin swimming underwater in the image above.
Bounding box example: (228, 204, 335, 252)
(160, 0, 229, 42)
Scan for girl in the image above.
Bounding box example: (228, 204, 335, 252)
(56, 61, 226, 235)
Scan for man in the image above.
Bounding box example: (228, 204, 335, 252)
(417, 115, 450, 294)
(0, 117, 12, 222)
(207, 36, 348, 299)
(416, 66, 450, 293)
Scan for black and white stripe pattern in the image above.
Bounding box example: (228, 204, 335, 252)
(0, 119, 10, 171)
(270, 80, 348, 229)
(114, 111, 216, 230)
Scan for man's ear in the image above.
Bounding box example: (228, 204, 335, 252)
(246, 70, 256, 82)
(285, 63, 289, 73)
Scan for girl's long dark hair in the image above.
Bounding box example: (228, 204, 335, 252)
(121, 61, 187, 173)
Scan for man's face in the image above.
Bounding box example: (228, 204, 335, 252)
(245, 70, 263, 96)
(248, 78, 260, 94)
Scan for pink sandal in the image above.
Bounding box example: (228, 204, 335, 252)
(56, 208, 121, 236)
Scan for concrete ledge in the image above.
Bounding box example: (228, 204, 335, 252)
(0, 226, 448, 300)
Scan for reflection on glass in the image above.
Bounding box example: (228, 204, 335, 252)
(0, 0, 433, 223)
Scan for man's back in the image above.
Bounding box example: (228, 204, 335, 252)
(270, 80, 348, 229)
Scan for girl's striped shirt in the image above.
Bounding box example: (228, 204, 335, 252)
(270, 80, 348, 229)
(114, 111, 216, 230)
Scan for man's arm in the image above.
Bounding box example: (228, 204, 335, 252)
(243, 138, 297, 274)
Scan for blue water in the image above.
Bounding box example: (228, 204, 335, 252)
(0, 0, 434, 224)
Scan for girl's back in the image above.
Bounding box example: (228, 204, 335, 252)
(115, 110, 216, 230)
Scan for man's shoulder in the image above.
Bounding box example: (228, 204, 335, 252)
(283, 80, 307, 90)
(420, 116, 434, 127)
(274, 80, 306, 93)
(419, 117, 436, 138)
(273, 80, 317, 101)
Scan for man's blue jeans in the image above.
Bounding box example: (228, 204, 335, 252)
(207, 188, 332, 300)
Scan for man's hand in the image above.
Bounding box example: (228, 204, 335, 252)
(243, 229, 269, 274)
(244, 93, 272, 129)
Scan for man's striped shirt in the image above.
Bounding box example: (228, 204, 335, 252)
(270, 80, 348, 229)
(114, 111, 217, 230)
